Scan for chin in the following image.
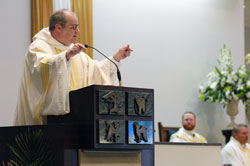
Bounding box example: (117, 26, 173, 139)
(184, 126, 195, 131)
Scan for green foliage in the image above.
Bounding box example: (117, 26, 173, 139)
(2, 128, 54, 166)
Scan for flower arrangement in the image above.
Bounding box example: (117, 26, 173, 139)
(198, 45, 250, 107)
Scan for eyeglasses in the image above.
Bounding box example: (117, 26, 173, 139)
(60, 24, 79, 30)
(68, 24, 79, 30)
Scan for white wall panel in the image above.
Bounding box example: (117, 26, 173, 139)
(0, 0, 31, 126)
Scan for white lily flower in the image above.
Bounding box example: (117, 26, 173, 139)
(199, 85, 207, 93)
(221, 70, 229, 76)
(210, 82, 217, 90)
(247, 80, 250, 87)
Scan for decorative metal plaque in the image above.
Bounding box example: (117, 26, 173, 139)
(128, 92, 153, 116)
(128, 121, 153, 144)
(98, 90, 125, 115)
(98, 119, 125, 144)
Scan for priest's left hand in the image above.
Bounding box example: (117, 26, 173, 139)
(113, 44, 133, 62)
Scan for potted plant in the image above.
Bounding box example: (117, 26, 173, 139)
(198, 45, 250, 129)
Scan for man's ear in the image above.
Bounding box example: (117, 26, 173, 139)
(54, 24, 62, 31)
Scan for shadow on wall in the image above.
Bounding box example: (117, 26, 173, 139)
(195, 102, 227, 144)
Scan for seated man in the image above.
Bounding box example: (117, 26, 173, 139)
(221, 124, 250, 166)
(170, 112, 207, 143)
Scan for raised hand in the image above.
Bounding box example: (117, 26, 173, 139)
(66, 43, 86, 60)
(113, 44, 133, 62)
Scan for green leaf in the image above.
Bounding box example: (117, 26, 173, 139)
(199, 93, 205, 101)
(2, 128, 54, 166)
(223, 86, 232, 93)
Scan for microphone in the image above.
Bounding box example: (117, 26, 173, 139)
(84, 44, 122, 86)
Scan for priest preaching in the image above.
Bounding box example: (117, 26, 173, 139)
(14, 9, 133, 125)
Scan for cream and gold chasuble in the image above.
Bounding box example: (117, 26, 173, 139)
(14, 28, 118, 125)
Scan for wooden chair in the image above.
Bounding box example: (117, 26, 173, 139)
(158, 122, 179, 142)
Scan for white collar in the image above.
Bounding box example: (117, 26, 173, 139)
(231, 136, 247, 149)
(181, 127, 196, 137)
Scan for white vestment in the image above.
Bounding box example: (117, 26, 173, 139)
(14, 28, 119, 125)
(170, 127, 207, 143)
(221, 137, 250, 166)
